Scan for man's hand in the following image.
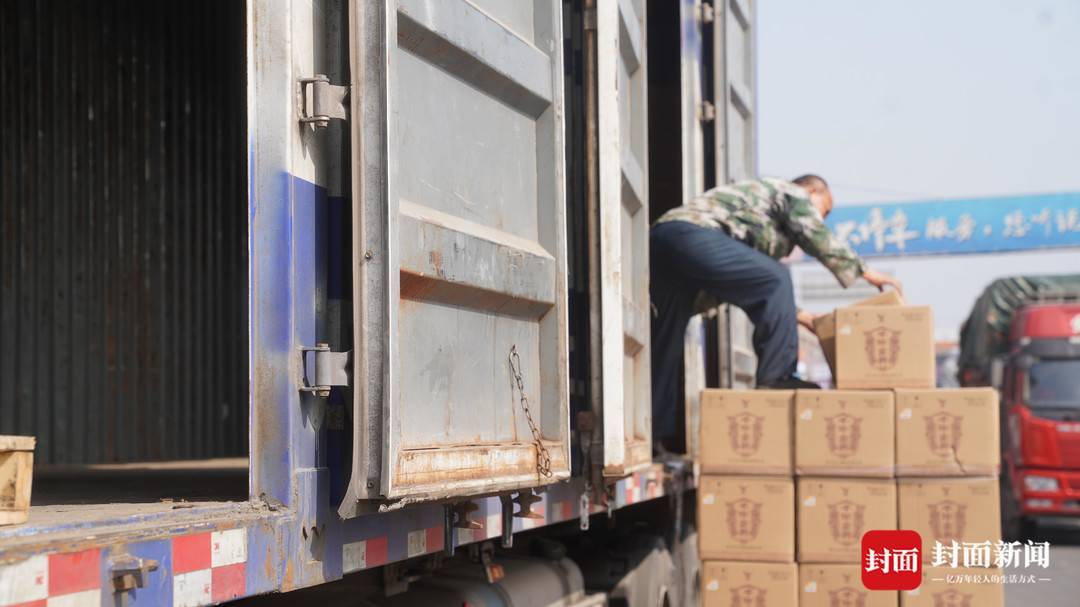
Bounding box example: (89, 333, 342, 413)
(862, 268, 903, 294)
(796, 309, 818, 331)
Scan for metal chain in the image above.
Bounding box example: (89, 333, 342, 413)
(508, 345, 553, 478)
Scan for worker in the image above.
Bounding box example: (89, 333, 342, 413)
(650, 175, 901, 450)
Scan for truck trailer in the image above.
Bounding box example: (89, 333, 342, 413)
(0, 0, 759, 605)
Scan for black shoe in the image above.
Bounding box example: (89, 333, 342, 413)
(757, 376, 821, 390)
(652, 436, 685, 459)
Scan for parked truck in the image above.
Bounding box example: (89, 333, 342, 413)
(958, 275, 1080, 539)
(0, 1, 758, 605)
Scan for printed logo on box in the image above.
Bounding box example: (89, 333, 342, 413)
(728, 407, 764, 456)
(928, 500, 967, 542)
(725, 497, 763, 544)
(863, 324, 901, 371)
(730, 583, 767, 606)
(861, 529, 922, 591)
(829, 587, 867, 607)
(928, 588, 974, 607)
(829, 500, 866, 546)
(925, 408, 963, 456)
(825, 411, 863, 457)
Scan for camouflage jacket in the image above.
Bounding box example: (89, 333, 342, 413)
(655, 177, 865, 287)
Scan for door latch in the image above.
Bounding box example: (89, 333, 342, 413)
(300, 343, 351, 397)
(110, 554, 159, 592)
(696, 2, 715, 24)
(698, 100, 716, 123)
(299, 75, 349, 128)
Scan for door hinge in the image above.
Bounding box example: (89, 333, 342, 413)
(300, 343, 351, 397)
(696, 2, 715, 24)
(299, 75, 349, 128)
(698, 100, 716, 122)
(583, 7, 597, 31)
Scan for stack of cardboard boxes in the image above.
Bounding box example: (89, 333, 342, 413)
(698, 293, 1005, 606)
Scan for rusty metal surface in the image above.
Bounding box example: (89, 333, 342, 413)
(0, 501, 277, 564)
(0, 0, 248, 464)
(343, 0, 571, 511)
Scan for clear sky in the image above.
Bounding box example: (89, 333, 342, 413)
(759, 0, 1080, 340)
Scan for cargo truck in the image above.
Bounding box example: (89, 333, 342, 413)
(958, 275, 1080, 539)
(0, 1, 760, 605)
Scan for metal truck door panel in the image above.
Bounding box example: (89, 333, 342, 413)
(713, 0, 758, 388)
(596, 0, 651, 476)
(713, 0, 756, 184)
(345, 0, 570, 510)
(679, 0, 707, 198)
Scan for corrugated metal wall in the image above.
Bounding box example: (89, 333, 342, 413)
(0, 0, 248, 464)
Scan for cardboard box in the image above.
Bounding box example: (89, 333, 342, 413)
(895, 388, 1000, 476)
(703, 561, 798, 607)
(898, 478, 1001, 559)
(699, 476, 795, 562)
(835, 305, 935, 390)
(799, 563, 897, 607)
(814, 290, 905, 376)
(700, 389, 794, 475)
(901, 567, 1005, 607)
(797, 478, 897, 562)
(795, 390, 895, 477)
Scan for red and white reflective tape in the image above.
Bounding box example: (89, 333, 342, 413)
(342, 537, 389, 574)
(0, 549, 101, 607)
(625, 475, 642, 504)
(406, 527, 444, 557)
(172, 529, 247, 607)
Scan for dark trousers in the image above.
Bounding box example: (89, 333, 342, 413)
(650, 221, 798, 442)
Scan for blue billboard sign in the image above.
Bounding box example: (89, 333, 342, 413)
(824, 192, 1080, 257)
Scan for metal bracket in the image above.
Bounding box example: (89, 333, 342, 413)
(299, 74, 349, 128)
(300, 343, 351, 397)
(499, 494, 514, 548)
(579, 491, 591, 531)
(443, 505, 457, 557)
(698, 100, 716, 123)
(452, 501, 482, 530)
(110, 555, 159, 592)
(583, 7, 597, 31)
(696, 2, 715, 24)
(513, 489, 543, 520)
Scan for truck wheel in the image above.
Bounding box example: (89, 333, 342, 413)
(1003, 512, 1036, 541)
(1001, 473, 1035, 541)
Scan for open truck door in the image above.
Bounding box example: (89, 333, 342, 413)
(712, 0, 757, 185)
(713, 0, 759, 390)
(342, 0, 571, 513)
(593, 0, 653, 477)
(675, 0, 759, 457)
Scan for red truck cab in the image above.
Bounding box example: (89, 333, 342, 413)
(999, 302, 1080, 538)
